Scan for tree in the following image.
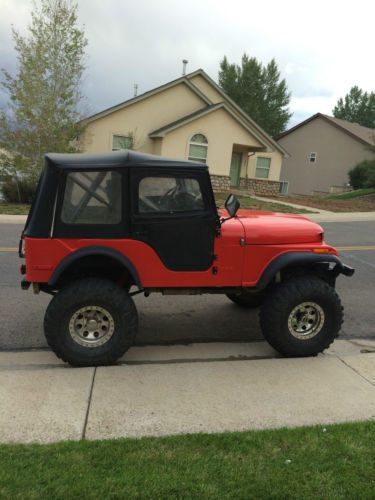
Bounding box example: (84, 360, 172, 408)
(0, 0, 87, 186)
(333, 86, 375, 128)
(218, 54, 292, 137)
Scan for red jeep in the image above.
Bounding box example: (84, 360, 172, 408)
(20, 151, 354, 366)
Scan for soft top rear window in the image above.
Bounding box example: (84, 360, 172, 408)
(61, 171, 121, 224)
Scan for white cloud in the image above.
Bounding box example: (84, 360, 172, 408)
(1, 0, 374, 126)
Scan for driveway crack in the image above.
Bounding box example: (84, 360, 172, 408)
(82, 367, 97, 439)
(338, 357, 375, 388)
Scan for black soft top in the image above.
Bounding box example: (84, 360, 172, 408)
(24, 150, 207, 238)
(46, 150, 205, 170)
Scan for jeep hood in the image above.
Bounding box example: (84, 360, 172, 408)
(235, 210, 324, 245)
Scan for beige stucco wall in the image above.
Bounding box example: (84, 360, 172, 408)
(278, 117, 374, 195)
(81, 78, 283, 182)
(246, 151, 282, 182)
(159, 107, 265, 177)
(188, 75, 224, 104)
(82, 82, 206, 154)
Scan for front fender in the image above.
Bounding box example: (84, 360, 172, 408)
(256, 252, 354, 290)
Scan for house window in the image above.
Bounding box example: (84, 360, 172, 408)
(255, 157, 271, 179)
(309, 152, 317, 163)
(279, 181, 289, 194)
(112, 135, 132, 151)
(188, 134, 208, 163)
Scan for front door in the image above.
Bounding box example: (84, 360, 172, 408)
(230, 152, 242, 187)
(130, 169, 218, 271)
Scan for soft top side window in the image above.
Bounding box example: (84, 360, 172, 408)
(61, 171, 121, 224)
(138, 176, 204, 214)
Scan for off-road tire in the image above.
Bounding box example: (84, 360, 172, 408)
(44, 278, 138, 367)
(259, 276, 343, 357)
(226, 292, 264, 308)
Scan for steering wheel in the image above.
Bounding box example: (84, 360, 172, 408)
(158, 186, 178, 210)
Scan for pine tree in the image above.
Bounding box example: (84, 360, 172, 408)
(333, 86, 375, 128)
(218, 54, 291, 137)
(0, 0, 87, 186)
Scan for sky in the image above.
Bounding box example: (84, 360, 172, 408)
(0, 0, 374, 128)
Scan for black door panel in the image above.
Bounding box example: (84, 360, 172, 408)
(130, 169, 217, 272)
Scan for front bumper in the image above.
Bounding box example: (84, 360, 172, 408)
(338, 263, 355, 277)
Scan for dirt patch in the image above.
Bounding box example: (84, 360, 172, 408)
(261, 194, 375, 212)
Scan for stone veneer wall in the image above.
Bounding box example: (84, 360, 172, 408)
(210, 174, 230, 192)
(239, 177, 281, 196)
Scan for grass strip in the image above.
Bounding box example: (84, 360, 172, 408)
(1, 421, 374, 499)
(327, 188, 375, 200)
(0, 203, 30, 215)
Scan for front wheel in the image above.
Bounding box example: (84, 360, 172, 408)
(259, 276, 343, 357)
(44, 278, 138, 366)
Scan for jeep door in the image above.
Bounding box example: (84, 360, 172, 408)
(130, 169, 218, 271)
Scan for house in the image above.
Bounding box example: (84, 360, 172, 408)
(277, 113, 375, 195)
(80, 69, 288, 195)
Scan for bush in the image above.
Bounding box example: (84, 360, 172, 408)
(348, 160, 375, 189)
(1, 177, 36, 203)
(365, 168, 375, 188)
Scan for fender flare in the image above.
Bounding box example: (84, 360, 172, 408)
(48, 246, 142, 288)
(256, 252, 354, 290)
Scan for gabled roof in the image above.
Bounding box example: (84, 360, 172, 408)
(83, 68, 288, 157)
(82, 73, 211, 124)
(149, 102, 266, 150)
(277, 112, 375, 146)
(149, 104, 222, 137)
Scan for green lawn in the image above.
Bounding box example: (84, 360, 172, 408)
(1, 421, 374, 499)
(215, 192, 315, 214)
(0, 203, 30, 215)
(327, 188, 375, 200)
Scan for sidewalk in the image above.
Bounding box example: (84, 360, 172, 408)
(1, 339, 374, 444)
(0, 214, 27, 224)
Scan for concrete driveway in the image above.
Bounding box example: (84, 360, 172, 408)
(1, 339, 374, 444)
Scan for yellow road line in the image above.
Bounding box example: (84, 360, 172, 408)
(336, 245, 375, 251)
(0, 247, 18, 252)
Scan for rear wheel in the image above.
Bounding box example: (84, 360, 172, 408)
(226, 292, 264, 308)
(44, 278, 138, 366)
(259, 276, 343, 357)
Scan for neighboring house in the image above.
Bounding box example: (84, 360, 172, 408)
(277, 113, 375, 195)
(81, 69, 288, 194)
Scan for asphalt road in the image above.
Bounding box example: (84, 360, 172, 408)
(0, 222, 374, 350)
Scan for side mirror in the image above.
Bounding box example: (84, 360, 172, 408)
(224, 193, 240, 219)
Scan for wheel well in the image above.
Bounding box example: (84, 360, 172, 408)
(280, 264, 336, 287)
(50, 255, 136, 289)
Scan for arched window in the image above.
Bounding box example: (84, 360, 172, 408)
(188, 134, 208, 163)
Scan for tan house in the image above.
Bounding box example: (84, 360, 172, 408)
(277, 113, 375, 195)
(81, 69, 288, 194)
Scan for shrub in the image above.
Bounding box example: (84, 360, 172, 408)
(1, 176, 36, 203)
(348, 160, 375, 189)
(365, 168, 375, 188)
